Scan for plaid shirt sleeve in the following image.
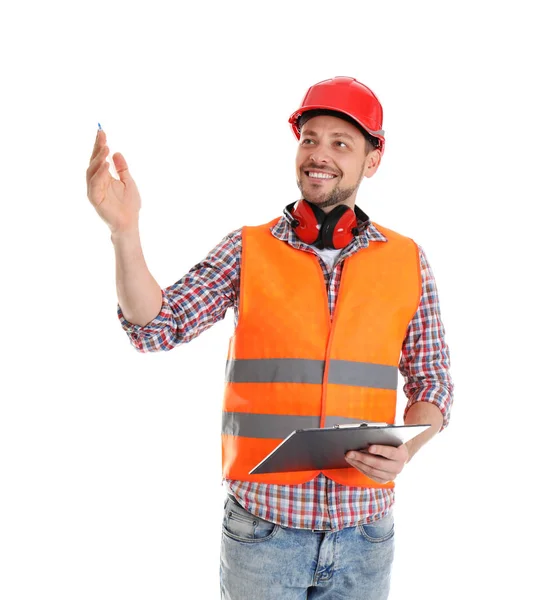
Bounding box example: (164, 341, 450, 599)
(117, 229, 241, 352)
(400, 245, 454, 431)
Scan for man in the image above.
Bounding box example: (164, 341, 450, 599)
(86, 76, 453, 599)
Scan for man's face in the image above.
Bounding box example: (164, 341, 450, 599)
(295, 114, 379, 211)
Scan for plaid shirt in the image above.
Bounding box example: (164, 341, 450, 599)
(118, 215, 453, 531)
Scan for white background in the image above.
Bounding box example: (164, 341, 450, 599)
(1, 1, 535, 598)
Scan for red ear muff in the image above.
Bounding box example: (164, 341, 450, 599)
(283, 200, 363, 249)
(284, 200, 325, 245)
(322, 205, 358, 249)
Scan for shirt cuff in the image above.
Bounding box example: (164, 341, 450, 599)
(403, 386, 452, 433)
(117, 289, 171, 340)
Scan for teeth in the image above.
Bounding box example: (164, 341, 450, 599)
(308, 172, 336, 179)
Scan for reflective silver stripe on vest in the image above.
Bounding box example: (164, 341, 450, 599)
(328, 360, 397, 390)
(222, 413, 390, 438)
(222, 412, 321, 439)
(226, 358, 397, 390)
(225, 358, 325, 384)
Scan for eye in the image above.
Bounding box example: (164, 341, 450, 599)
(335, 141, 348, 148)
(300, 138, 315, 145)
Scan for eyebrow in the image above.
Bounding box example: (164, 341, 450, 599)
(301, 129, 355, 142)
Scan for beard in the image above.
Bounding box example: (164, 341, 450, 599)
(298, 180, 358, 209)
(297, 164, 365, 210)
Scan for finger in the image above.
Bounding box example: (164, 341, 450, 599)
(90, 129, 107, 163)
(88, 144, 108, 171)
(347, 451, 388, 469)
(86, 145, 109, 182)
(89, 130, 101, 161)
(367, 445, 399, 460)
(346, 455, 393, 476)
(91, 158, 111, 186)
(345, 457, 395, 483)
(346, 463, 394, 485)
(112, 152, 132, 184)
(349, 451, 406, 477)
(87, 159, 111, 201)
(369, 444, 409, 465)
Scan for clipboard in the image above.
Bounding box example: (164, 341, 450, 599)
(249, 422, 431, 475)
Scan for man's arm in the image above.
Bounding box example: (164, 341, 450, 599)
(399, 244, 454, 459)
(116, 228, 242, 353)
(112, 227, 163, 327)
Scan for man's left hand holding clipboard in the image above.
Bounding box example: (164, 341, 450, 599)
(344, 443, 409, 485)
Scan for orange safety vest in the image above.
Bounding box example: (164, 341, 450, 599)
(222, 217, 421, 488)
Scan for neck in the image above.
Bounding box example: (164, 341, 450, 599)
(301, 198, 355, 214)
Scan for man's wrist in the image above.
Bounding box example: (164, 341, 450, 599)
(403, 402, 444, 461)
(110, 225, 140, 243)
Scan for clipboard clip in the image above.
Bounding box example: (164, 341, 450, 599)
(333, 421, 389, 429)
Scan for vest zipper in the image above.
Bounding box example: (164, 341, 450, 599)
(311, 256, 345, 429)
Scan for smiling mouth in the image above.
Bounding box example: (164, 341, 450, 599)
(305, 170, 338, 180)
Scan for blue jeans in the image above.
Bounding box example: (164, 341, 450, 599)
(220, 495, 394, 599)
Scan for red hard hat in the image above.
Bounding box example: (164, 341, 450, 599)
(288, 76, 385, 154)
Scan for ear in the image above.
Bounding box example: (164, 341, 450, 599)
(364, 149, 382, 178)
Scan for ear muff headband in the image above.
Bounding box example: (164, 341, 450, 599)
(321, 204, 356, 249)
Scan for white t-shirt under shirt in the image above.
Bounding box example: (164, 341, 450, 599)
(310, 245, 343, 272)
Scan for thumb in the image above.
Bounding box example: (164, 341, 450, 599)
(112, 152, 132, 184)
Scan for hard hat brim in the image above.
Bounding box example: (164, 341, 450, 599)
(288, 105, 385, 154)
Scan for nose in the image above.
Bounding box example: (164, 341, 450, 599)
(308, 142, 331, 165)
(310, 154, 325, 164)
(309, 151, 329, 165)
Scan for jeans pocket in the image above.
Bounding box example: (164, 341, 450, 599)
(358, 511, 395, 543)
(222, 497, 279, 543)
